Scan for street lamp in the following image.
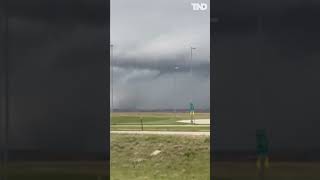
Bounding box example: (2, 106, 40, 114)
(190, 47, 196, 100)
(174, 66, 179, 120)
(190, 47, 196, 124)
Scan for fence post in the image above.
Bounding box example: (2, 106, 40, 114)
(140, 117, 143, 131)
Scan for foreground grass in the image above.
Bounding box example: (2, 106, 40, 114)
(111, 134, 210, 180)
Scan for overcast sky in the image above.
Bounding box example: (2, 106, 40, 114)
(111, 0, 210, 110)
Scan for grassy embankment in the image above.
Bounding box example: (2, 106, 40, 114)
(111, 134, 210, 180)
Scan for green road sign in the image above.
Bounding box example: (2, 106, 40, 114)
(189, 103, 195, 112)
(256, 129, 269, 156)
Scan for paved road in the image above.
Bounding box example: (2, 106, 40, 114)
(111, 131, 210, 136)
(177, 119, 210, 125)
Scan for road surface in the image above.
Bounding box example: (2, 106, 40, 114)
(177, 119, 210, 125)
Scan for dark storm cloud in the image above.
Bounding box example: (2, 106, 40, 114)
(111, 0, 210, 109)
(113, 56, 210, 78)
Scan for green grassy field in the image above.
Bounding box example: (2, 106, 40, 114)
(111, 112, 210, 132)
(111, 112, 210, 125)
(111, 134, 210, 180)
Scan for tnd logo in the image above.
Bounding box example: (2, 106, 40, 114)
(191, 3, 208, 11)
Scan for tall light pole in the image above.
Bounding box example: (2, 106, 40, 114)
(135, 57, 142, 125)
(190, 47, 196, 101)
(174, 66, 179, 120)
(190, 47, 196, 124)
(110, 44, 114, 118)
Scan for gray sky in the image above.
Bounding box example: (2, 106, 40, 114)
(111, 0, 210, 110)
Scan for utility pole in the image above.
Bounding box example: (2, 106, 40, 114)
(190, 47, 196, 124)
(134, 56, 141, 126)
(190, 47, 196, 100)
(174, 66, 179, 120)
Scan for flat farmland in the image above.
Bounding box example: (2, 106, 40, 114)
(111, 112, 210, 132)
